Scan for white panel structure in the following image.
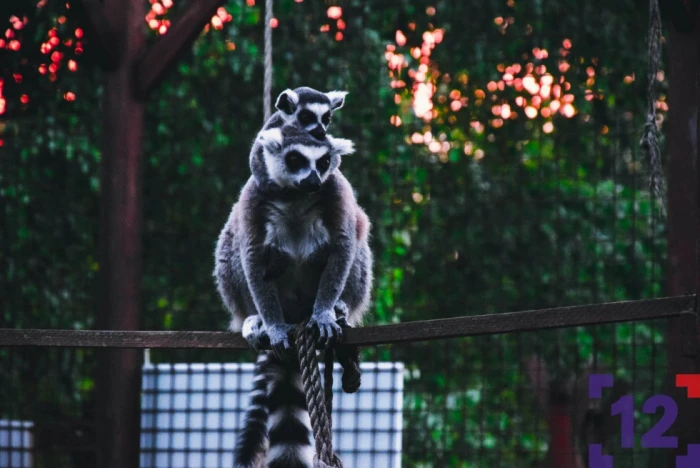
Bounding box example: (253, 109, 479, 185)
(0, 420, 33, 468)
(140, 361, 403, 468)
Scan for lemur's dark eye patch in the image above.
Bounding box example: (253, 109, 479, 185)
(321, 111, 331, 126)
(317, 154, 331, 173)
(285, 151, 308, 172)
(298, 110, 316, 126)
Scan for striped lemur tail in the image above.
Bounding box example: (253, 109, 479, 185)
(234, 354, 270, 468)
(234, 352, 315, 468)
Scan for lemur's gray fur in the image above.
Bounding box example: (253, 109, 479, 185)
(215, 123, 371, 352)
(214, 123, 372, 468)
(250, 87, 347, 193)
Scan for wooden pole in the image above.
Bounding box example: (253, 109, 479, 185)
(666, 7, 700, 462)
(95, 0, 145, 466)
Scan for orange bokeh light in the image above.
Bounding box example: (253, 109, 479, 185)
(396, 30, 406, 46)
(562, 103, 575, 118)
(327, 6, 342, 19)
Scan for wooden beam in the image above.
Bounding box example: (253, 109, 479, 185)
(0, 295, 692, 349)
(95, 0, 145, 466)
(75, 0, 120, 70)
(133, 0, 225, 99)
(666, 11, 700, 463)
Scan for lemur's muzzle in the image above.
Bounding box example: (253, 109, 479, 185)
(310, 125, 326, 140)
(298, 171, 321, 193)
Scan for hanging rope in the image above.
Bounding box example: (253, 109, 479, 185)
(295, 321, 343, 468)
(640, 0, 666, 218)
(263, 0, 273, 121)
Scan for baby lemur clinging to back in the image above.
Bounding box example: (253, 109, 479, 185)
(264, 86, 347, 138)
(213, 95, 372, 466)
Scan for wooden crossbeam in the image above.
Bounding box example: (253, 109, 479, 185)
(0, 295, 693, 349)
(134, 0, 225, 99)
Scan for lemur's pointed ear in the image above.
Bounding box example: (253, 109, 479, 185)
(275, 89, 299, 115)
(326, 91, 348, 110)
(257, 128, 283, 153)
(328, 136, 355, 156)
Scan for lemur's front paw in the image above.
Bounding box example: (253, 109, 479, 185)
(334, 300, 350, 328)
(267, 323, 295, 360)
(241, 316, 269, 350)
(308, 309, 343, 348)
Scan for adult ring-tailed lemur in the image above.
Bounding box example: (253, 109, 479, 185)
(213, 88, 373, 468)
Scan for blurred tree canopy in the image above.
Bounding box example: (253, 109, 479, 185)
(0, 0, 667, 466)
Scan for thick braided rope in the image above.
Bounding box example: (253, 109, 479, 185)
(295, 323, 341, 467)
(322, 349, 343, 468)
(640, 0, 665, 218)
(263, 0, 273, 121)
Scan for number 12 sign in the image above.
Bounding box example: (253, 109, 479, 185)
(588, 374, 700, 468)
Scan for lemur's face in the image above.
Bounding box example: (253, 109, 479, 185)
(275, 87, 348, 141)
(257, 125, 354, 193)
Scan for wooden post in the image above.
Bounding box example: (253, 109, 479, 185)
(95, 0, 145, 466)
(666, 7, 700, 462)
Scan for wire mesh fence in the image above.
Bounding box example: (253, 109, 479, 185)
(0, 322, 674, 468)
